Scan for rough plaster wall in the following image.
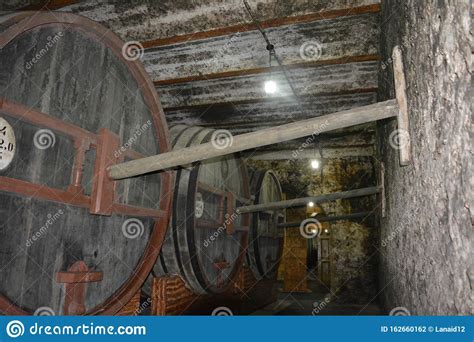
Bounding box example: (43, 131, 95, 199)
(312, 158, 378, 304)
(377, 0, 473, 315)
(60, 0, 379, 41)
(0, 0, 35, 10)
(248, 157, 378, 303)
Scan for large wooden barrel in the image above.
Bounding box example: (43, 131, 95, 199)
(153, 124, 250, 294)
(246, 170, 284, 280)
(0, 12, 173, 315)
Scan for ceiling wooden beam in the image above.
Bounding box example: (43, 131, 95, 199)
(144, 12, 379, 82)
(153, 54, 379, 86)
(156, 61, 378, 108)
(163, 87, 377, 112)
(142, 4, 380, 48)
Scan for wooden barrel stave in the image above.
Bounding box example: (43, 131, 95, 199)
(246, 170, 285, 280)
(154, 125, 250, 294)
(0, 13, 172, 315)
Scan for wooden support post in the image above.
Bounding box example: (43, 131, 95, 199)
(108, 100, 398, 179)
(236, 186, 381, 214)
(380, 162, 386, 218)
(392, 45, 411, 166)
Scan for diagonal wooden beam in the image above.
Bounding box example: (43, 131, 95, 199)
(108, 100, 398, 179)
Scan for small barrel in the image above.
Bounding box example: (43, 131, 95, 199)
(153, 124, 251, 294)
(0, 12, 172, 315)
(246, 170, 285, 280)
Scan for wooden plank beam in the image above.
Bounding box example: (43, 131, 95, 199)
(62, 1, 379, 44)
(108, 99, 398, 179)
(164, 88, 376, 113)
(144, 13, 379, 82)
(142, 4, 381, 48)
(164, 91, 378, 133)
(237, 187, 381, 214)
(156, 61, 378, 108)
(153, 55, 379, 87)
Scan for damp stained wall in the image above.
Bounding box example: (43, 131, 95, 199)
(248, 156, 378, 304)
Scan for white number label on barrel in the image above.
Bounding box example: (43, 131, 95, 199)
(0, 117, 16, 171)
(195, 192, 204, 218)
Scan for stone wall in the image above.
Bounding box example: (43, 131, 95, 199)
(248, 157, 378, 304)
(377, 0, 472, 315)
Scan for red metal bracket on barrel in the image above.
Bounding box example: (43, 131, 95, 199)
(90, 128, 120, 215)
(67, 139, 91, 195)
(55, 261, 103, 315)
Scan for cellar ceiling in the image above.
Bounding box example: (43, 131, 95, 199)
(1, 0, 382, 159)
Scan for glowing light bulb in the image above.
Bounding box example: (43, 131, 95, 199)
(311, 159, 320, 169)
(264, 80, 277, 94)
(324, 229, 329, 233)
(308, 201, 314, 208)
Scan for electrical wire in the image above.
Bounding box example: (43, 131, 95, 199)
(242, 0, 300, 100)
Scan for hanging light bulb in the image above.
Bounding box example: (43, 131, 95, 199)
(264, 43, 278, 94)
(311, 159, 320, 169)
(308, 201, 314, 208)
(264, 80, 277, 94)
